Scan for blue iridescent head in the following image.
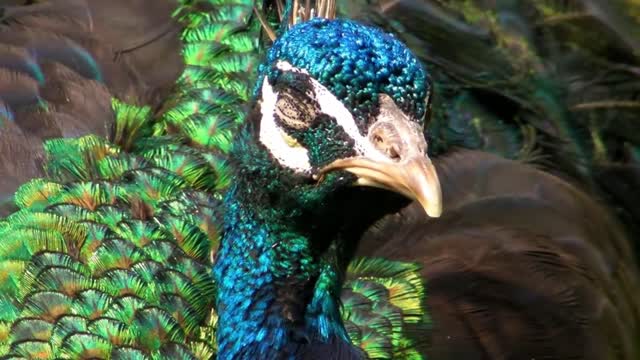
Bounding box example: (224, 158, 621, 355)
(263, 18, 430, 125)
(243, 18, 441, 217)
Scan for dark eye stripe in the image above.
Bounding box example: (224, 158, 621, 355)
(271, 67, 317, 98)
(268, 67, 328, 133)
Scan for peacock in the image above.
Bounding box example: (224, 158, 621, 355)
(0, 0, 639, 359)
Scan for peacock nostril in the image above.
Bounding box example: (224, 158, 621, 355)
(388, 144, 401, 160)
(369, 122, 405, 161)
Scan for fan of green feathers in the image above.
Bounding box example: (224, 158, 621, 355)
(0, 0, 429, 358)
(0, 0, 257, 357)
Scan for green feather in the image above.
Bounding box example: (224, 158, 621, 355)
(13, 180, 64, 212)
(110, 99, 154, 152)
(59, 333, 112, 359)
(341, 257, 429, 359)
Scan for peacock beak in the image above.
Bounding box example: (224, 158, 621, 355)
(316, 155, 442, 217)
(315, 94, 442, 217)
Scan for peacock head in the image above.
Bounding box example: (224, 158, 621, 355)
(238, 18, 442, 217)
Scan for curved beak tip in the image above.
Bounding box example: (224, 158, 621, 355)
(318, 155, 443, 218)
(424, 201, 442, 218)
(411, 159, 442, 218)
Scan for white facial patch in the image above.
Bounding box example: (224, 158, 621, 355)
(259, 76, 313, 173)
(258, 61, 396, 173)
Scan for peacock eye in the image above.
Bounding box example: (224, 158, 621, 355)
(274, 85, 320, 130)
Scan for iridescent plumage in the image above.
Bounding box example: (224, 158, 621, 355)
(0, 1, 429, 359)
(0, 1, 639, 360)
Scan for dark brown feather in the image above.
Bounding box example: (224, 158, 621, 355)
(358, 150, 640, 359)
(0, 0, 184, 216)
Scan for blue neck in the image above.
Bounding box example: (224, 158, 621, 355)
(213, 186, 350, 360)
